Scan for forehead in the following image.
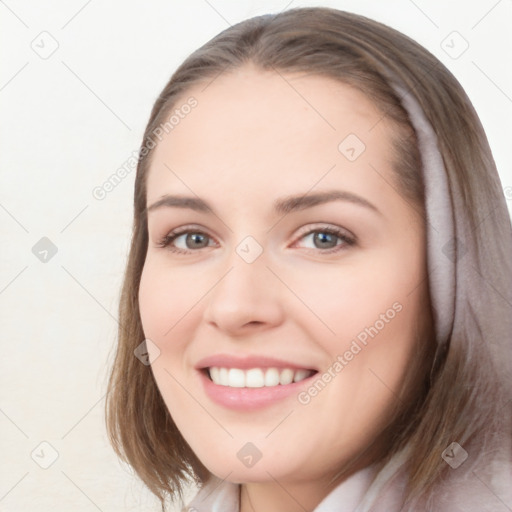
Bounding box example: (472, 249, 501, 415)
(146, 66, 399, 208)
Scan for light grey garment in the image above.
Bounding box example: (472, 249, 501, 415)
(182, 449, 512, 512)
(390, 82, 455, 347)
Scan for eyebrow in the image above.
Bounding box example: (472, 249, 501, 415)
(146, 190, 381, 217)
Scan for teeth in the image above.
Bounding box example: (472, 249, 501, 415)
(265, 368, 280, 387)
(210, 367, 220, 383)
(208, 367, 313, 387)
(293, 369, 311, 383)
(219, 367, 229, 386)
(246, 368, 265, 388)
(228, 368, 245, 388)
(279, 368, 294, 385)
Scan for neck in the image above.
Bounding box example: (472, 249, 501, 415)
(239, 464, 373, 512)
(240, 479, 333, 512)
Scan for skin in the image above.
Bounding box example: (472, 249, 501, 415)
(138, 65, 430, 512)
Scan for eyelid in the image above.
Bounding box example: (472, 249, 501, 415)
(154, 224, 219, 249)
(292, 223, 355, 242)
(289, 223, 356, 252)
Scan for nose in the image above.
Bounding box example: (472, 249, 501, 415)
(202, 247, 285, 336)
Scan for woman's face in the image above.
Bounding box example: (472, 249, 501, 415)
(139, 66, 429, 487)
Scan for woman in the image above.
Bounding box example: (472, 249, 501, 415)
(105, 7, 512, 511)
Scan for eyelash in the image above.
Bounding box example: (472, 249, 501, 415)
(155, 224, 356, 255)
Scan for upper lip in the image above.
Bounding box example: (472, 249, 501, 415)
(195, 354, 318, 371)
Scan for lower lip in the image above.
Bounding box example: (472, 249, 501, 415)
(199, 370, 315, 410)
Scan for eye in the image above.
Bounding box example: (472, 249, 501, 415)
(155, 226, 216, 254)
(292, 225, 355, 253)
(155, 224, 355, 255)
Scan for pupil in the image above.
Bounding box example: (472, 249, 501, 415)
(315, 232, 335, 248)
(188, 233, 207, 248)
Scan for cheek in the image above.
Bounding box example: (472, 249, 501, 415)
(293, 249, 426, 411)
(138, 259, 204, 349)
(284, 252, 419, 346)
(138, 261, 203, 414)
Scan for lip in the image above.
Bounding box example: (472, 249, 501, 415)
(195, 354, 318, 410)
(195, 354, 317, 371)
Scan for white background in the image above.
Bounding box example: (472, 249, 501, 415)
(1, 1, 511, 511)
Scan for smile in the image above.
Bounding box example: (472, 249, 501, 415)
(208, 367, 315, 388)
(196, 354, 319, 409)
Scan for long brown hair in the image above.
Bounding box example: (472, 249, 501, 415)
(105, 7, 512, 510)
